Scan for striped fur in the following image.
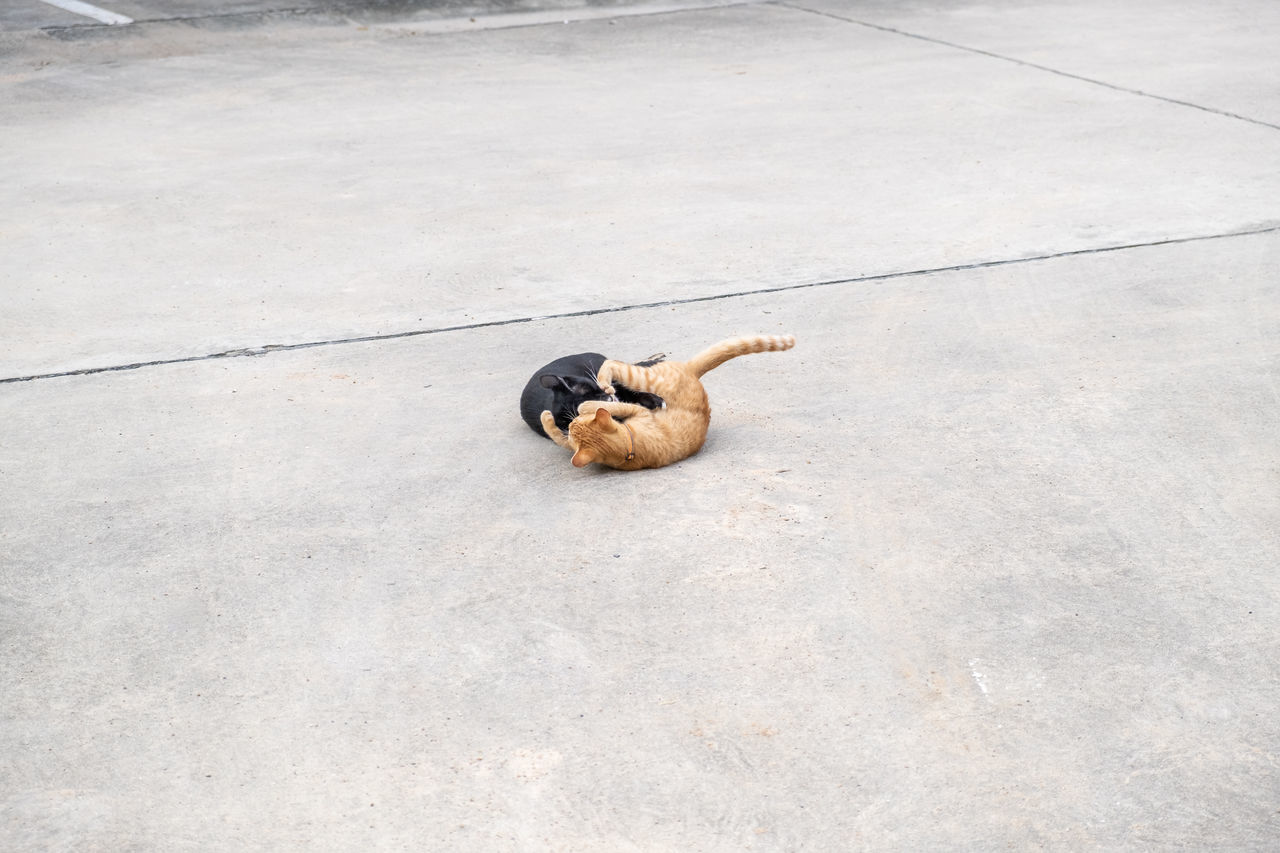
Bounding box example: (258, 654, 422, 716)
(540, 334, 795, 470)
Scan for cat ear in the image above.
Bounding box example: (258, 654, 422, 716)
(539, 374, 567, 390)
(571, 449, 594, 468)
(593, 407, 613, 426)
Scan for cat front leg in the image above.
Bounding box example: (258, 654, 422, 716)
(577, 400, 651, 420)
(596, 360, 662, 396)
(594, 360, 622, 397)
(540, 410, 573, 448)
(615, 385, 665, 411)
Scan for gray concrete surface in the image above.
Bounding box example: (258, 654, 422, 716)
(2, 1, 1278, 850)
(5, 0, 1280, 379)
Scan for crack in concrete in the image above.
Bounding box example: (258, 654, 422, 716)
(29, 0, 1280, 134)
(4, 224, 1277, 386)
(777, 2, 1280, 133)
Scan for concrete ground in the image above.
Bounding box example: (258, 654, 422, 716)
(2, 0, 1278, 849)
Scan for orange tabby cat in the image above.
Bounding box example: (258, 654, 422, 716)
(540, 334, 795, 470)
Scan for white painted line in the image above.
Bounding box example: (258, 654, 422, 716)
(38, 0, 134, 25)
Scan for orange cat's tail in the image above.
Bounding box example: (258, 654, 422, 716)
(684, 334, 796, 378)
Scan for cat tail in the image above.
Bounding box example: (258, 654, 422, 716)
(685, 334, 796, 378)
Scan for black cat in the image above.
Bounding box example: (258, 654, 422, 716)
(520, 352, 666, 438)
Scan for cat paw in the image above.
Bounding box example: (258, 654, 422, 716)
(540, 410, 559, 434)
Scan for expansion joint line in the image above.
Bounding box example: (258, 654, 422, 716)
(775, 1, 1280, 132)
(2, 224, 1278, 385)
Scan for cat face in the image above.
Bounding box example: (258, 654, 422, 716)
(539, 373, 617, 433)
(567, 407, 621, 467)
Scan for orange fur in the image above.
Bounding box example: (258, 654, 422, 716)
(540, 334, 795, 470)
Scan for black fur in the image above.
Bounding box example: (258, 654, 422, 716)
(520, 352, 665, 438)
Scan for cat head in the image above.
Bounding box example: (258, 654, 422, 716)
(567, 407, 624, 468)
(539, 373, 616, 432)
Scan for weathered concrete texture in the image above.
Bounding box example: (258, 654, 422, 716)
(2, 0, 1280, 850)
(0, 0, 560, 31)
(800, 0, 1280, 128)
(1, 2, 86, 31)
(3, 1, 1279, 377)
(3, 231, 1278, 850)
